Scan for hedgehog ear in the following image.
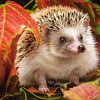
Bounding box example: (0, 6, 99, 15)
(82, 15, 90, 28)
(42, 24, 51, 41)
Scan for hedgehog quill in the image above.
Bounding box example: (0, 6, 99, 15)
(15, 6, 99, 92)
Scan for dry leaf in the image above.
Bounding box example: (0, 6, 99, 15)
(62, 83, 100, 100)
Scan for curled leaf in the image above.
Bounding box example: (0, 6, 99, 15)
(0, 1, 40, 88)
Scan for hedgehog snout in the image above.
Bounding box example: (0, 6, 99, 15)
(66, 40, 86, 54)
(78, 45, 85, 53)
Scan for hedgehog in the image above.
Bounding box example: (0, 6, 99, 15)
(15, 6, 99, 92)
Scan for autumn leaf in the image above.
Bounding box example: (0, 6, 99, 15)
(73, 0, 85, 3)
(0, 63, 5, 86)
(62, 81, 100, 100)
(28, 87, 38, 93)
(0, 1, 40, 88)
(0, 1, 40, 55)
(28, 86, 56, 97)
(36, 0, 76, 9)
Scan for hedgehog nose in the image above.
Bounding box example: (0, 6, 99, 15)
(78, 45, 85, 53)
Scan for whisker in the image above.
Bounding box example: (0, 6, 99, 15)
(83, 41, 100, 45)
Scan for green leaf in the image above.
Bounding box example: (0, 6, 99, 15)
(20, 87, 63, 100)
(4, 87, 62, 100)
(85, 0, 91, 2)
(96, 25, 100, 35)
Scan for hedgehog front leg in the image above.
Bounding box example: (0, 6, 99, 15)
(34, 70, 49, 93)
(68, 68, 80, 85)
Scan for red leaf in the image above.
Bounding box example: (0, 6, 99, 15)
(0, 1, 40, 52)
(73, 0, 85, 3)
(0, 63, 5, 86)
(36, 0, 75, 9)
(0, 1, 40, 87)
(96, 14, 100, 25)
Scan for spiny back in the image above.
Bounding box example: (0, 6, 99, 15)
(32, 6, 88, 32)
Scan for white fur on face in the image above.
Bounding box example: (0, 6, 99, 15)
(61, 27, 79, 39)
(49, 26, 85, 57)
(61, 27, 82, 53)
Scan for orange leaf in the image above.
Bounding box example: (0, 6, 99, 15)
(0, 1, 40, 53)
(62, 84, 100, 100)
(28, 87, 56, 97)
(62, 89, 82, 100)
(0, 1, 40, 87)
(28, 87, 38, 93)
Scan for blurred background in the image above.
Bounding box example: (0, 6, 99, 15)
(0, 0, 100, 7)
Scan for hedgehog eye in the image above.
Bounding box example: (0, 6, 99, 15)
(59, 36, 66, 44)
(79, 35, 83, 41)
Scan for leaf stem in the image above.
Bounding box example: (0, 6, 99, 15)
(24, 0, 34, 8)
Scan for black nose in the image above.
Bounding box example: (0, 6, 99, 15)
(78, 45, 85, 53)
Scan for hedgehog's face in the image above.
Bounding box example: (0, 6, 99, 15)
(49, 27, 87, 58)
